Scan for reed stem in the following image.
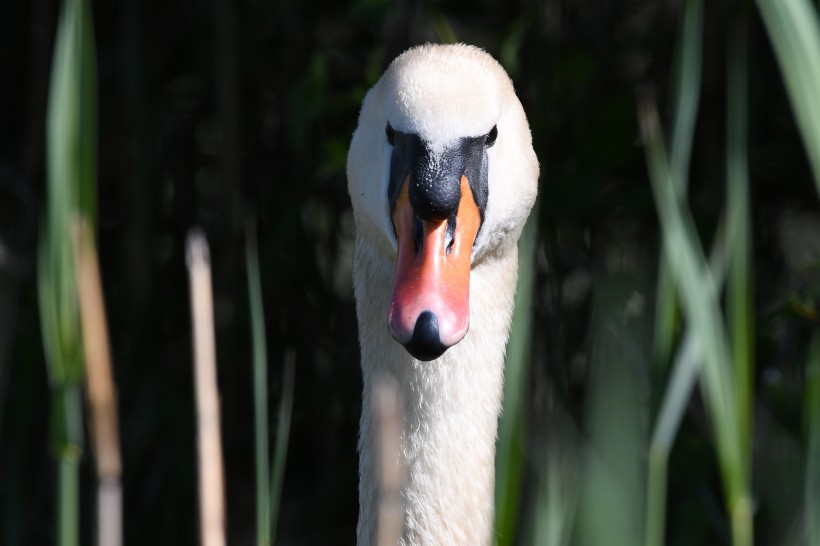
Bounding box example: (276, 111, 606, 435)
(186, 230, 226, 546)
(72, 217, 122, 546)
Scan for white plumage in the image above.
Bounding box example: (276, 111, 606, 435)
(347, 43, 539, 546)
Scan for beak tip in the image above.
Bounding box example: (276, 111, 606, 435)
(390, 310, 468, 362)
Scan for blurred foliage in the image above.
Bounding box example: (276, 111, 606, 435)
(2, 0, 820, 545)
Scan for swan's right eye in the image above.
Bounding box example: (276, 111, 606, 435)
(386, 123, 396, 146)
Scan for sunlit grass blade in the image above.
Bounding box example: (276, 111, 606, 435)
(246, 222, 271, 546)
(756, 0, 820, 192)
(645, 335, 698, 546)
(269, 350, 295, 545)
(646, 218, 730, 546)
(638, 92, 751, 546)
(668, 0, 703, 186)
(653, 0, 703, 373)
(43, 0, 92, 386)
(495, 206, 537, 546)
(645, 3, 705, 541)
(806, 329, 820, 546)
(755, 2, 820, 538)
(40, 0, 97, 544)
(246, 220, 294, 546)
(638, 94, 733, 466)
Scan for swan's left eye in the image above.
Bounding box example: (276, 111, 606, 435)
(485, 125, 498, 147)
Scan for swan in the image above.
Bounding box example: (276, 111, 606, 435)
(347, 43, 539, 546)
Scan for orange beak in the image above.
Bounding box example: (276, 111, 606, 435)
(388, 175, 481, 361)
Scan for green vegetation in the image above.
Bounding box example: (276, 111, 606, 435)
(246, 223, 294, 546)
(38, 0, 96, 544)
(3, 0, 820, 544)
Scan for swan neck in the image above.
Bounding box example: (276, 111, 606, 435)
(354, 238, 518, 546)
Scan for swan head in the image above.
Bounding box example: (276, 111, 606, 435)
(347, 43, 539, 361)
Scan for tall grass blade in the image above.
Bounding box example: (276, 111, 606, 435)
(246, 223, 271, 546)
(644, 447, 668, 546)
(269, 350, 295, 545)
(645, 3, 704, 540)
(495, 206, 537, 546)
(43, 0, 93, 385)
(668, 0, 703, 187)
(57, 448, 80, 546)
(245, 222, 294, 546)
(40, 0, 97, 543)
(646, 327, 700, 546)
(726, 17, 754, 488)
(527, 413, 578, 546)
(756, 2, 820, 541)
(638, 93, 734, 474)
(807, 329, 820, 546)
(756, 0, 820, 192)
(638, 93, 751, 546)
(653, 0, 703, 374)
(577, 268, 646, 546)
(646, 219, 730, 546)
(52, 388, 82, 546)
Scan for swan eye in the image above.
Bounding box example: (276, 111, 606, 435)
(386, 123, 396, 146)
(485, 125, 497, 147)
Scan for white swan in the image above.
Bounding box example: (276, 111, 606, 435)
(347, 43, 539, 546)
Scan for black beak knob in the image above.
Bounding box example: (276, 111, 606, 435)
(404, 310, 447, 361)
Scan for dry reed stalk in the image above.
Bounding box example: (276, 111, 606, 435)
(71, 216, 122, 546)
(186, 230, 226, 546)
(374, 377, 405, 546)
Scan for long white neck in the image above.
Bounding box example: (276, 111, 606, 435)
(353, 237, 519, 546)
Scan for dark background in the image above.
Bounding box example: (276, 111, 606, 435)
(1, 0, 817, 544)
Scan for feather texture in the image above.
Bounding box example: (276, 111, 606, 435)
(347, 43, 539, 546)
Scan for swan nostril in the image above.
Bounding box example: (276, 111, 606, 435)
(412, 214, 423, 253)
(410, 214, 456, 256)
(445, 216, 456, 255)
(405, 311, 447, 361)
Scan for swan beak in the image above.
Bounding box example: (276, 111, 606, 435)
(388, 175, 481, 361)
